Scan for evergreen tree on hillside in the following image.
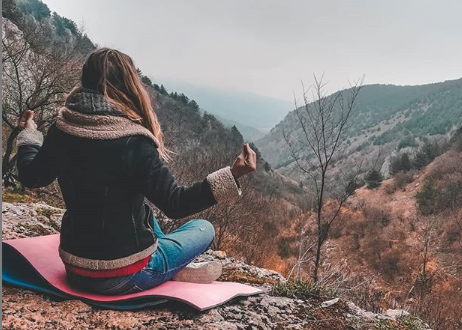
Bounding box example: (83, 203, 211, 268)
(141, 75, 153, 87)
(390, 153, 411, 174)
(412, 150, 430, 169)
(17, 0, 50, 22)
(416, 182, 440, 215)
(3, 0, 95, 54)
(230, 126, 243, 144)
(398, 135, 416, 150)
(177, 93, 189, 105)
(188, 100, 199, 112)
(2, 0, 23, 24)
(411, 141, 440, 170)
(159, 84, 168, 95)
(449, 126, 462, 151)
(52, 13, 78, 37)
(422, 141, 440, 160)
(365, 169, 383, 189)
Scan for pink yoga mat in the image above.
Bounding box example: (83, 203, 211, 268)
(3, 234, 262, 310)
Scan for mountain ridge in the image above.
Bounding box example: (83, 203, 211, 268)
(256, 77, 462, 181)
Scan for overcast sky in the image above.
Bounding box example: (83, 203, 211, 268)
(43, 0, 462, 102)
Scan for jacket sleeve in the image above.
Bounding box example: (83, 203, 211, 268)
(127, 137, 241, 219)
(16, 124, 58, 188)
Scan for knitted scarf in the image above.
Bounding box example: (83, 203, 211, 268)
(56, 87, 160, 147)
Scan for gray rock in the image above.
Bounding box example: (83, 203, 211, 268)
(385, 309, 410, 319)
(321, 297, 340, 308)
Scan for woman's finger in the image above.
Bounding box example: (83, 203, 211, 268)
(18, 113, 28, 128)
(23, 110, 33, 120)
(19, 111, 28, 121)
(19, 110, 37, 129)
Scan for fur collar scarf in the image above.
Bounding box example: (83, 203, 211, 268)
(56, 87, 159, 147)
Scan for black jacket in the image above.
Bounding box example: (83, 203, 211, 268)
(16, 88, 241, 271)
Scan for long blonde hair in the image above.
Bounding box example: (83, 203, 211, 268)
(78, 47, 169, 160)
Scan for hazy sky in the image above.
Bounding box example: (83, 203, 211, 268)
(43, 0, 462, 101)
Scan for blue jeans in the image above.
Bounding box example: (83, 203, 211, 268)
(66, 216, 215, 295)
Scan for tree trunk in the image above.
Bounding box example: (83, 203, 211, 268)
(313, 171, 326, 283)
(313, 236, 322, 283)
(2, 127, 21, 186)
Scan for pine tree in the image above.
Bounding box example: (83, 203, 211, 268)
(141, 75, 152, 87)
(159, 85, 168, 95)
(365, 169, 383, 189)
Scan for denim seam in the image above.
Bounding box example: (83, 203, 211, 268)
(90, 273, 137, 294)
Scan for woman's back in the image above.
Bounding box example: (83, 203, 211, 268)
(15, 47, 256, 290)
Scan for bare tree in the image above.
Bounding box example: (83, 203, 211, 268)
(2, 19, 83, 186)
(283, 74, 364, 282)
(410, 214, 442, 313)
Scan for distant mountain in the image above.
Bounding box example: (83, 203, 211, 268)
(156, 80, 293, 133)
(212, 115, 265, 142)
(256, 78, 462, 180)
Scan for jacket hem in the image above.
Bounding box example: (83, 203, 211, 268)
(59, 241, 157, 270)
(64, 255, 151, 278)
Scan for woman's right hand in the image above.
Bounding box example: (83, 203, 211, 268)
(230, 143, 257, 180)
(18, 110, 37, 130)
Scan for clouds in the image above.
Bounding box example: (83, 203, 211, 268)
(44, 0, 462, 101)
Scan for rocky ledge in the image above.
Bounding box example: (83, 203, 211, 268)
(2, 202, 430, 330)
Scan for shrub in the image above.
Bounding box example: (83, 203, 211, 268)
(415, 181, 440, 215)
(449, 126, 462, 151)
(412, 149, 430, 169)
(416, 180, 462, 215)
(364, 205, 391, 228)
(329, 222, 343, 239)
(394, 170, 414, 190)
(442, 221, 461, 248)
(398, 136, 417, 150)
(375, 249, 401, 281)
(441, 180, 462, 210)
(365, 169, 383, 189)
(421, 141, 441, 161)
(277, 238, 292, 258)
(390, 153, 411, 174)
(271, 280, 333, 299)
(384, 182, 396, 195)
(412, 141, 441, 169)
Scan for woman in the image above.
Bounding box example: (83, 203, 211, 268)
(16, 47, 256, 295)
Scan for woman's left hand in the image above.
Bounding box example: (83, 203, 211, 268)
(230, 143, 257, 179)
(18, 110, 37, 130)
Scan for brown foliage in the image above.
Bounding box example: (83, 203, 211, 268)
(394, 170, 415, 190)
(363, 204, 391, 228)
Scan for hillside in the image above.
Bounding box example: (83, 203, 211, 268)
(273, 141, 462, 329)
(256, 78, 462, 182)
